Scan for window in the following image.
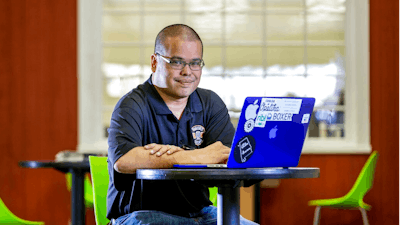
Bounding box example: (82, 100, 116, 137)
(78, 0, 370, 154)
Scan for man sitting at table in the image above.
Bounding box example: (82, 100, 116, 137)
(107, 24, 258, 225)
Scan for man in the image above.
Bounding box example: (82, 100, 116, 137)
(107, 24, 258, 225)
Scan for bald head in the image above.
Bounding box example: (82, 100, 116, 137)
(154, 24, 203, 57)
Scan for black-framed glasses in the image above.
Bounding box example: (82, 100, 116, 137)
(156, 53, 205, 71)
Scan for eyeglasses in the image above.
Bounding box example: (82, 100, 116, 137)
(156, 53, 205, 71)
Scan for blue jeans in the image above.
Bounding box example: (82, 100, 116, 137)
(113, 206, 259, 225)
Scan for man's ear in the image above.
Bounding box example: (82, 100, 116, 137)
(151, 54, 157, 73)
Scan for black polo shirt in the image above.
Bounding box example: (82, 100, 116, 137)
(107, 75, 235, 219)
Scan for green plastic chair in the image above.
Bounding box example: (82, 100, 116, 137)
(65, 173, 94, 208)
(89, 156, 220, 225)
(308, 151, 379, 225)
(0, 197, 44, 224)
(89, 156, 111, 225)
(209, 187, 218, 207)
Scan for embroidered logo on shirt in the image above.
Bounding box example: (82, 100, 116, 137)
(191, 125, 205, 146)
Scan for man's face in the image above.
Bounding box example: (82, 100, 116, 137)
(151, 36, 203, 100)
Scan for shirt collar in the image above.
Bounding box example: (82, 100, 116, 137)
(145, 74, 203, 115)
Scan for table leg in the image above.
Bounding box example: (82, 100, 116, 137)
(71, 169, 85, 225)
(217, 186, 240, 225)
(254, 183, 260, 223)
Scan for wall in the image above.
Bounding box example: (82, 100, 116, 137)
(260, 0, 399, 224)
(0, 0, 95, 224)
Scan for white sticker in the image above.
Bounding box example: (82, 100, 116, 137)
(244, 120, 255, 133)
(243, 100, 260, 132)
(279, 99, 302, 114)
(254, 98, 302, 127)
(302, 114, 310, 124)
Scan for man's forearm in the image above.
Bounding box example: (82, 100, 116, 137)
(114, 146, 198, 173)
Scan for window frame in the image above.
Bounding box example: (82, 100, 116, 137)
(77, 0, 371, 154)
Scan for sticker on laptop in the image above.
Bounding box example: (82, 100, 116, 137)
(233, 135, 256, 163)
(243, 99, 260, 133)
(254, 98, 303, 128)
(301, 113, 310, 124)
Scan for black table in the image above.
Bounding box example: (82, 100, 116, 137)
(19, 160, 90, 225)
(137, 167, 320, 225)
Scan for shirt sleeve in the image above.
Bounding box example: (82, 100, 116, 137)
(202, 91, 236, 148)
(108, 104, 143, 190)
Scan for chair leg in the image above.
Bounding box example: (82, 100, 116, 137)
(313, 206, 321, 225)
(359, 208, 370, 225)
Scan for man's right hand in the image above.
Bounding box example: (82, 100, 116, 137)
(193, 141, 230, 164)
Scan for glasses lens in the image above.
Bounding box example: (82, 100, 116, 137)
(190, 65, 200, 70)
(189, 61, 203, 71)
(165, 57, 204, 71)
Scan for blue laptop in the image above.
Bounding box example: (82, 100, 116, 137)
(173, 97, 315, 169)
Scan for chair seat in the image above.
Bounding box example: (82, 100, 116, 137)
(309, 196, 371, 210)
(0, 198, 44, 224)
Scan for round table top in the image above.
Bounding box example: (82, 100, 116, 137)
(136, 167, 320, 180)
(19, 160, 90, 173)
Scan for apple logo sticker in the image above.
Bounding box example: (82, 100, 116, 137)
(244, 99, 259, 133)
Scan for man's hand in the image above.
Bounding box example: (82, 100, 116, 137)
(194, 141, 230, 164)
(144, 143, 184, 157)
(114, 141, 230, 173)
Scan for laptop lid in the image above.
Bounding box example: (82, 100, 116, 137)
(173, 96, 315, 169)
(226, 97, 315, 168)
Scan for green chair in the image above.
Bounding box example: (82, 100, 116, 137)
(89, 156, 110, 225)
(209, 187, 218, 207)
(0, 197, 44, 224)
(89, 156, 220, 225)
(308, 151, 379, 225)
(65, 173, 94, 208)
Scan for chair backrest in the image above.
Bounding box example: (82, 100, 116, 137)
(346, 151, 379, 201)
(89, 156, 110, 225)
(89, 156, 220, 225)
(65, 173, 94, 208)
(209, 187, 218, 207)
(0, 197, 44, 224)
